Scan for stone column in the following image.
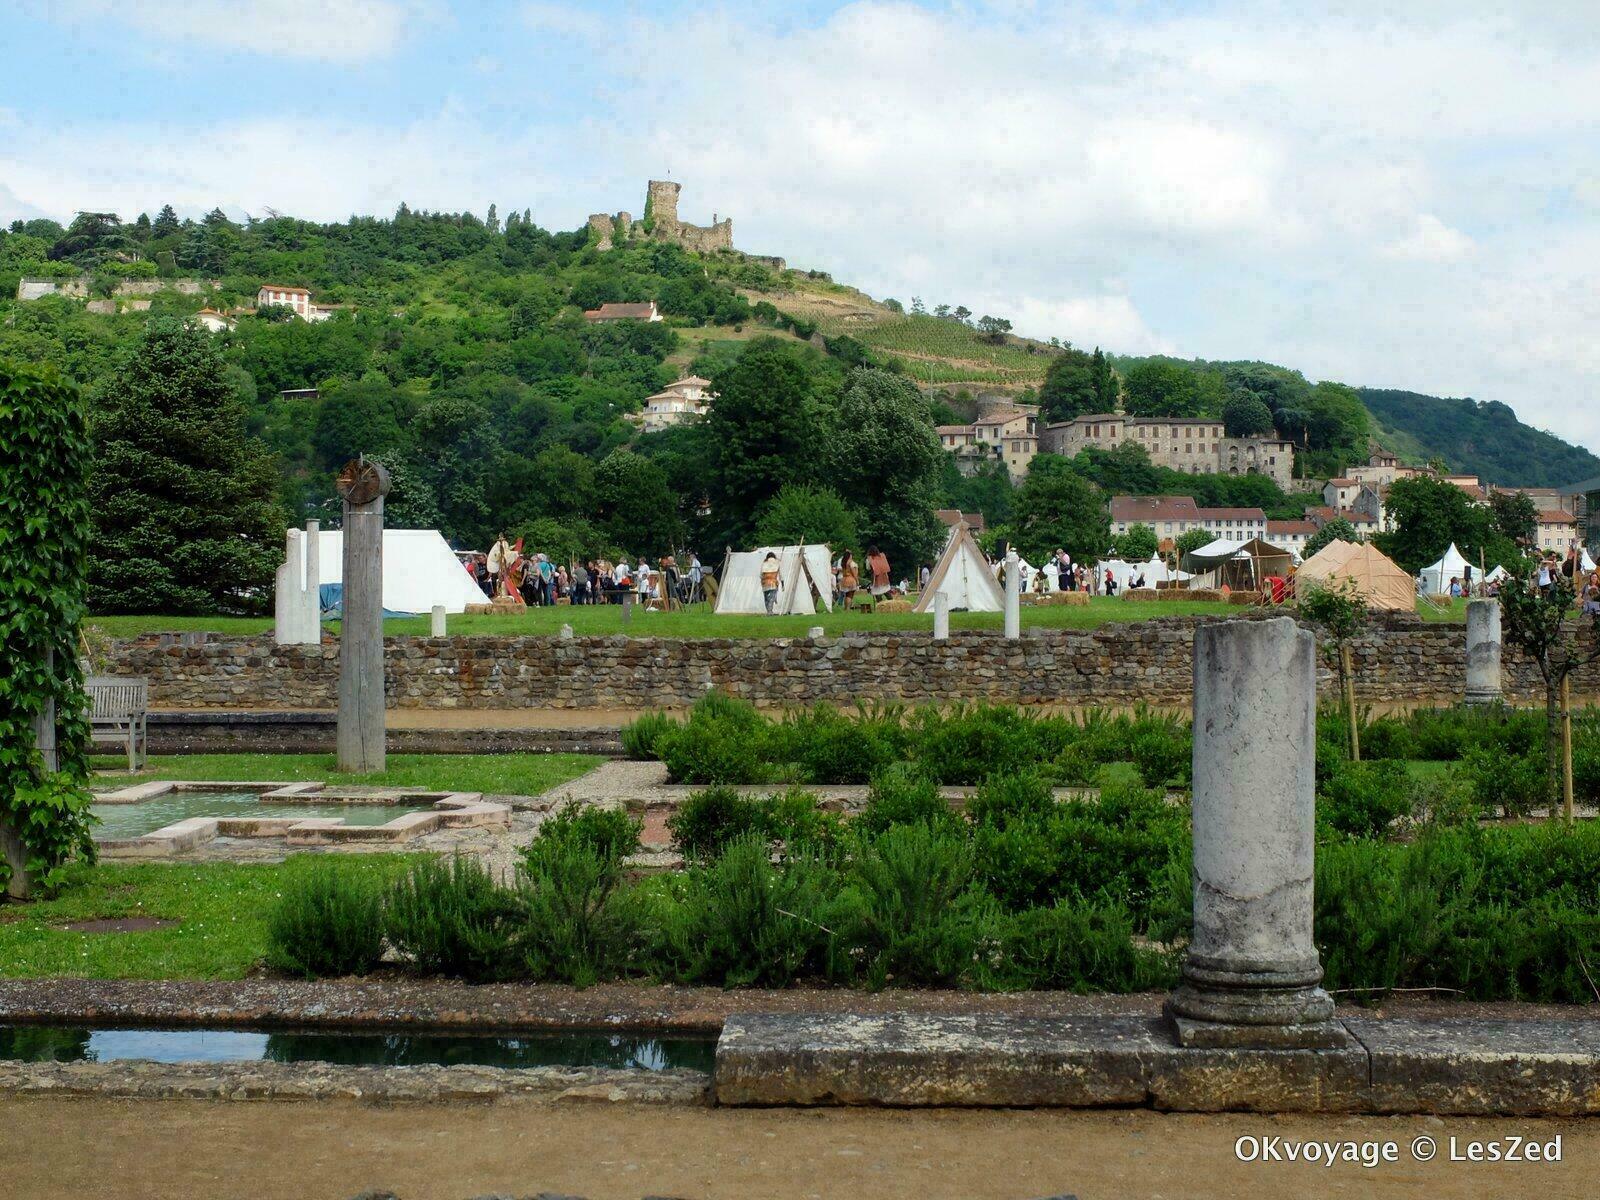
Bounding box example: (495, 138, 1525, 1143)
(301, 519, 320, 643)
(1003, 550, 1021, 640)
(933, 591, 950, 641)
(5, 649, 56, 898)
(431, 606, 447, 638)
(1165, 616, 1343, 1048)
(1465, 599, 1503, 706)
(274, 528, 300, 644)
(335, 459, 390, 774)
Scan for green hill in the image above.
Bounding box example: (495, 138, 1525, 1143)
(1358, 388, 1600, 488)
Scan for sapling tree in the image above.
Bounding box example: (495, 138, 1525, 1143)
(1496, 559, 1600, 819)
(1299, 578, 1367, 761)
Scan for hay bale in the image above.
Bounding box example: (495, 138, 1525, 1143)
(874, 598, 914, 613)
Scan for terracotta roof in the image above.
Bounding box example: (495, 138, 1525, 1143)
(937, 424, 976, 435)
(1327, 478, 1357, 487)
(259, 284, 310, 295)
(973, 409, 1032, 427)
(1267, 519, 1318, 535)
(1537, 509, 1578, 524)
(584, 301, 657, 320)
(934, 509, 986, 533)
(670, 375, 712, 387)
(1110, 496, 1201, 522)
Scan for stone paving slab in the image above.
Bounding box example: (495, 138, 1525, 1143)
(713, 1012, 1600, 1115)
(0, 1059, 708, 1105)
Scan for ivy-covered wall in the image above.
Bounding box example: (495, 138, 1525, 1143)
(0, 358, 96, 894)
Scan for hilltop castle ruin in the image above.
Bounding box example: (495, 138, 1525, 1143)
(588, 181, 781, 268)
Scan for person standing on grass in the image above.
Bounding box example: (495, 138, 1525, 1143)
(573, 560, 589, 605)
(839, 550, 860, 607)
(867, 546, 891, 604)
(760, 551, 781, 614)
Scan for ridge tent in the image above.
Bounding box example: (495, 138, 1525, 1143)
(1181, 537, 1294, 591)
(715, 545, 833, 615)
(1295, 541, 1415, 612)
(915, 522, 1004, 613)
(1100, 555, 1189, 591)
(1418, 543, 1471, 595)
(301, 529, 489, 616)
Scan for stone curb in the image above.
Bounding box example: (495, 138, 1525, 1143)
(712, 1013, 1600, 1116)
(0, 1060, 709, 1105)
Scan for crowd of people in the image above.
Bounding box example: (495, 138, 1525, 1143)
(464, 536, 715, 609)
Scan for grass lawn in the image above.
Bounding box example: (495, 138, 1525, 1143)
(87, 597, 1252, 640)
(90, 753, 600, 795)
(0, 857, 407, 980)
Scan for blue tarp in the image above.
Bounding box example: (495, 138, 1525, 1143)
(318, 582, 419, 619)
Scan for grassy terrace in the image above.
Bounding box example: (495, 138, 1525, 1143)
(0, 859, 408, 980)
(90, 753, 601, 796)
(85, 597, 1469, 641)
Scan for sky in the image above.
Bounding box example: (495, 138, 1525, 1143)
(4, 0, 1599, 451)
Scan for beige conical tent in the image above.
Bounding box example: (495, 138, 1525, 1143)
(1295, 540, 1415, 612)
(914, 522, 1005, 612)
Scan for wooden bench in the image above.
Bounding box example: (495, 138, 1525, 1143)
(86, 676, 148, 770)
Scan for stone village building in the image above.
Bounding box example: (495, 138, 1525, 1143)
(1040, 414, 1296, 490)
(632, 375, 715, 433)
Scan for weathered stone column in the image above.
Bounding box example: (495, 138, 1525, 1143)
(933, 591, 950, 641)
(1004, 550, 1021, 640)
(1165, 616, 1343, 1048)
(1465, 599, 1503, 706)
(335, 458, 390, 773)
(431, 605, 447, 638)
(301, 519, 320, 643)
(273, 527, 300, 645)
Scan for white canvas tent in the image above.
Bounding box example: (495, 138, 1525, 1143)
(915, 523, 1004, 613)
(715, 545, 833, 615)
(303, 528, 488, 615)
(1417, 543, 1471, 595)
(1097, 558, 1140, 592)
(1182, 538, 1294, 590)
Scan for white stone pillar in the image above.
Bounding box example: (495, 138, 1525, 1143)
(335, 460, 389, 773)
(1465, 599, 1502, 706)
(1165, 616, 1343, 1048)
(933, 591, 950, 641)
(431, 605, 447, 638)
(559, 623, 574, 640)
(808, 626, 825, 639)
(1003, 549, 1021, 640)
(301, 519, 320, 643)
(274, 528, 299, 644)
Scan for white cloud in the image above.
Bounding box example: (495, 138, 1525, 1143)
(3, 1, 1597, 452)
(32, 0, 429, 63)
(1383, 214, 1475, 262)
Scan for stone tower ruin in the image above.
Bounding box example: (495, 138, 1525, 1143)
(588, 180, 734, 254)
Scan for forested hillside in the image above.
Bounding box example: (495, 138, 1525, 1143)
(2, 204, 1594, 615)
(1358, 389, 1600, 488)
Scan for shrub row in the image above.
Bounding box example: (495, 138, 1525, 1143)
(632, 692, 1193, 789)
(270, 772, 1600, 1001)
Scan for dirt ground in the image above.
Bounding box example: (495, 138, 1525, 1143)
(4, 1098, 1593, 1200)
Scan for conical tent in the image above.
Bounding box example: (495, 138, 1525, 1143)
(1418, 543, 1471, 595)
(714, 545, 833, 615)
(1296, 541, 1415, 612)
(914, 522, 1005, 612)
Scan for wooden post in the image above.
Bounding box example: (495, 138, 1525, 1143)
(1563, 674, 1575, 824)
(335, 458, 390, 774)
(1341, 643, 1360, 762)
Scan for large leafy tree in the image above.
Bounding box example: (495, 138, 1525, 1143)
(1487, 490, 1538, 548)
(1374, 474, 1490, 573)
(1121, 360, 1227, 418)
(1222, 393, 1275, 437)
(822, 367, 943, 569)
(1005, 456, 1110, 563)
(49, 212, 135, 268)
(755, 484, 859, 550)
(1038, 347, 1096, 424)
(593, 449, 682, 554)
(89, 319, 282, 613)
(706, 338, 824, 548)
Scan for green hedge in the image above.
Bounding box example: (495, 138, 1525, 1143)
(635, 692, 1193, 789)
(267, 780, 1600, 1002)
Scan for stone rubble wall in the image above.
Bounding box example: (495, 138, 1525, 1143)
(100, 615, 1600, 711)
